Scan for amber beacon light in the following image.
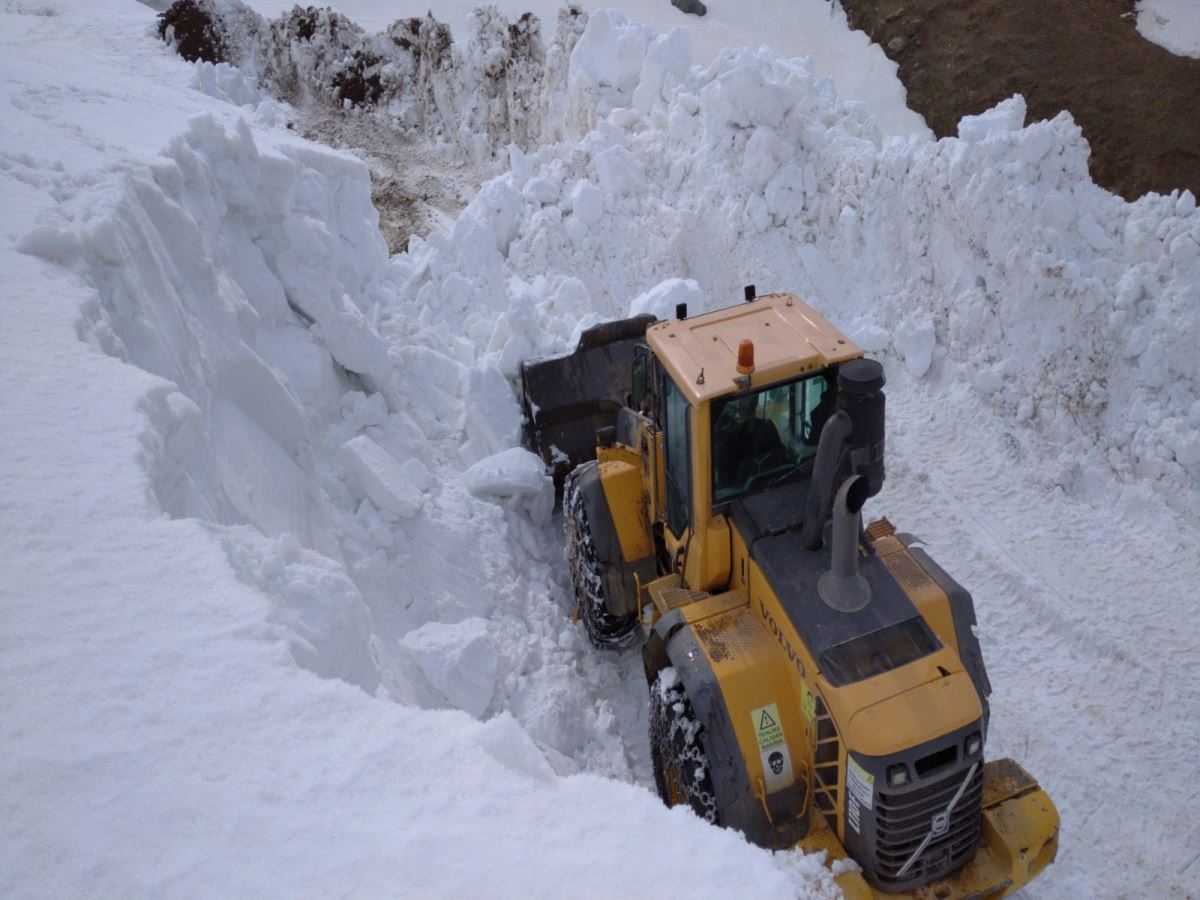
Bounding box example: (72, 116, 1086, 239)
(736, 339, 755, 374)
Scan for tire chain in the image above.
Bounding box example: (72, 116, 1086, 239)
(564, 467, 639, 648)
(649, 672, 719, 824)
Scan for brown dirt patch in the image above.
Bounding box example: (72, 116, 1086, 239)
(840, 0, 1200, 200)
(296, 109, 491, 254)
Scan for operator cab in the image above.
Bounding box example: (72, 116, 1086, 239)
(711, 369, 835, 505)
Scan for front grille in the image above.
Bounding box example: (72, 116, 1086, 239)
(873, 762, 983, 888)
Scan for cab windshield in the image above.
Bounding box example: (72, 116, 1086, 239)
(711, 371, 834, 505)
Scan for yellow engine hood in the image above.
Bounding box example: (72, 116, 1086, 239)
(845, 670, 982, 757)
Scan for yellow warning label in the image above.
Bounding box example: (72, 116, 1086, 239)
(801, 684, 816, 722)
(751, 702, 785, 752)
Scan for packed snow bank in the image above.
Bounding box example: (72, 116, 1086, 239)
(14, 40, 626, 769)
(1136, 0, 1200, 58)
(392, 39, 1200, 517)
(2, 3, 844, 896)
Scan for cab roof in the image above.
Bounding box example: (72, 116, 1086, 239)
(646, 292, 863, 404)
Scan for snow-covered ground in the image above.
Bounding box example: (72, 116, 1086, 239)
(3, 0, 1200, 898)
(1136, 0, 1200, 58)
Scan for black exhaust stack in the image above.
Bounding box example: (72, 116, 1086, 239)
(800, 358, 886, 551)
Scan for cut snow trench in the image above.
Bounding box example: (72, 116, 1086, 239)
(20, 2, 1200, 896)
(42, 106, 653, 781)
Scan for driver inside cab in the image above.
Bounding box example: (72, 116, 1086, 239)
(714, 394, 788, 488)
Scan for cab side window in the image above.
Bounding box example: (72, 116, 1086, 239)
(663, 376, 690, 537)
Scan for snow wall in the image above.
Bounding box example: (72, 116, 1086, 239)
(382, 10, 1200, 514)
(11, 1, 1200, 895)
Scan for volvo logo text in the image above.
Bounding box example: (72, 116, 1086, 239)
(759, 599, 805, 676)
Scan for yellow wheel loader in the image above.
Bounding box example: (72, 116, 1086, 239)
(520, 289, 1059, 898)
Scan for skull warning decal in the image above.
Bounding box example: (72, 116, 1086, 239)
(750, 703, 793, 793)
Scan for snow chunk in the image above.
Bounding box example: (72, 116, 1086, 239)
(476, 712, 555, 782)
(632, 27, 693, 113)
(629, 277, 703, 320)
(315, 294, 393, 390)
(400, 618, 498, 718)
(592, 145, 645, 196)
(894, 315, 937, 378)
(1076, 212, 1113, 251)
(957, 95, 1026, 142)
(17, 225, 81, 264)
(974, 366, 1005, 395)
(223, 531, 378, 693)
(463, 447, 547, 497)
(1015, 121, 1054, 164)
(569, 9, 652, 96)
(569, 179, 604, 225)
(462, 448, 553, 524)
(849, 320, 889, 354)
(701, 62, 790, 130)
(339, 435, 429, 518)
(1167, 421, 1200, 467)
(523, 176, 558, 206)
(464, 364, 522, 457)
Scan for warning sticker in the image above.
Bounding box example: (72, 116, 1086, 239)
(800, 684, 816, 722)
(846, 757, 875, 834)
(753, 704, 785, 752)
(750, 703, 793, 793)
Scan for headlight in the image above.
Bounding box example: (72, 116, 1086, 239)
(887, 764, 909, 787)
(965, 733, 982, 757)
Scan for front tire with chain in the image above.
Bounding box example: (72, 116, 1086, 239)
(649, 668, 719, 825)
(564, 465, 639, 648)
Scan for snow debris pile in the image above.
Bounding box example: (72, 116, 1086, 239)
(159, 0, 587, 158)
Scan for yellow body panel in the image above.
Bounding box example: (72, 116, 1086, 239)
(596, 450, 654, 563)
(651, 431, 665, 518)
(646, 292, 861, 404)
(688, 515, 730, 592)
(845, 672, 981, 758)
(683, 594, 814, 813)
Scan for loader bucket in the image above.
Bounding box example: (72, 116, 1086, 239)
(520, 314, 655, 489)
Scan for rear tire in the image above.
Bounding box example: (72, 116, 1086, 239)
(649, 669, 719, 825)
(564, 466, 639, 648)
